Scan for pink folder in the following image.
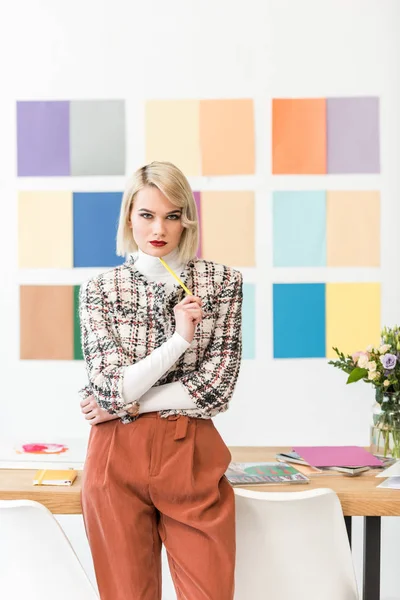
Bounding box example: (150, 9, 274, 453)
(292, 446, 383, 468)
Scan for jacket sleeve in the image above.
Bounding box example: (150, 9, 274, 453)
(179, 269, 243, 416)
(78, 277, 137, 420)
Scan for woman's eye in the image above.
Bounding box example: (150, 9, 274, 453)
(167, 215, 180, 220)
(140, 213, 152, 219)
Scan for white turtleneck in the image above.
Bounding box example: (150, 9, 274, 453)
(119, 248, 197, 416)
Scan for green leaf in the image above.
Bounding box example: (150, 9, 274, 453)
(346, 368, 368, 384)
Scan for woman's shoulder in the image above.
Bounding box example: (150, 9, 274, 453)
(193, 258, 243, 291)
(79, 263, 132, 299)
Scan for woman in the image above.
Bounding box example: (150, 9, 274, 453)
(79, 161, 243, 600)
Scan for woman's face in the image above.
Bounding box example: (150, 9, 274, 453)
(129, 186, 185, 257)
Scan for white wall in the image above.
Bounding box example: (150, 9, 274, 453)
(1, 1, 400, 598)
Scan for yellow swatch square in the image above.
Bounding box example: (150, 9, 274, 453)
(200, 99, 255, 175)
(145, 100, 200, 176)
(200, 191, 255, 266)
(326, 283, 381, 358)
(327, 191, 380, 266)
(18, 191, 73, 268)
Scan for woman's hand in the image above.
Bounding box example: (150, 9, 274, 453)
(174, 295, 203, 343)
(80, 394, 120, 426)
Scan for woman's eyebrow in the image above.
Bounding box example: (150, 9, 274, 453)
(137, 208, 182, 215)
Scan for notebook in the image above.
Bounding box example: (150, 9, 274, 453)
(225, 462, 309, 486)
(33, 469, 78, 486)
(292, 446, 383, 468)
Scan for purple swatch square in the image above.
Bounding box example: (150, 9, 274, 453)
(17, 101, 70, 176)
(327, 97, 380, 174)
(193, 191, 202, 257)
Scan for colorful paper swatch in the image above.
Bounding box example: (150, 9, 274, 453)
(146, 100, 201, 176)
(18, 191, 73, 268)
(17, 100, 125, 176)
(242, 284, 255, 359)
(73, 192, 125, 268)
(196, 191, 255, 266)
(325, 283, 381, 358)
(146, 99, 255, 176)
(273, 283, 380, 359)
(273, 190, 380, 267)
(20, 286, 75, 360)
(326, 191, 380, 266)
(199, 99, 255, 175)
(272, 96, 380, 174)
(273, 191, 326, 267)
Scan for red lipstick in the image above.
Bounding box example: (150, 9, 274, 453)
(150, 241, 167, 247)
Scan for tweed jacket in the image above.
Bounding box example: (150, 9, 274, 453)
(79, 255, 243, 424)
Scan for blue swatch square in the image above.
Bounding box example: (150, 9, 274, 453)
(242, 283, 255, 359)
(273, 283, 326, 358)
(73, 192, 125, 267)
(273, 191, 326, 267)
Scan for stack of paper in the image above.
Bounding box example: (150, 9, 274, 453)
(376, 460, 400, 489)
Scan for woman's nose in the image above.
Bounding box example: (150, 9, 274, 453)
(152, 219, 166, 236)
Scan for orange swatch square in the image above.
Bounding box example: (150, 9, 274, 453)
(272, 98, 326, 174)
(327, 191, 380, 267)
(200, 99, 255, 175)
(20, 286, 74, 360)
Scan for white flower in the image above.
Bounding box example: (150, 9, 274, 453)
(366, 345, 375, 352)
(358, 355, 369, 368)
(367, 361, 377, 372)
(368, 371, 379, 380)
(384, 380, 391, 387)
(379, 344, 391, 354)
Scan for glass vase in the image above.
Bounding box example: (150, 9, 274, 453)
(370, 389, 400, 458)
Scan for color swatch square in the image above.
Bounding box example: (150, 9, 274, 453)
(18, 191, 73, 268)
(146, 100, 201, 176)
(273, 191, 326, 267)
(327, 97, 380, 173)
(326, 191, 380, 266)
(20, 286, 74, 360)
(326, 283, 381, 358)
(199, 191, 255, 267)
(70, 100, 125, 176)
(17, 101, 70, 176)
(242, 283, 255, 359)
(273, 284, 326, 358)
(73, 192, 125, 267)
(272, 99, 326, 174)
(200, 99, 255, 175)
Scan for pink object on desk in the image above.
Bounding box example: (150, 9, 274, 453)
(292, 446, 383, 468)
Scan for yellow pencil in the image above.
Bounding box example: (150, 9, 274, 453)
(36, 469, 46, 485)
(158, 257, 192, 295)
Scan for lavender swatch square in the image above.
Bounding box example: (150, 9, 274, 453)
(17, 101, 70, 176)
(327, 97, 380, 174)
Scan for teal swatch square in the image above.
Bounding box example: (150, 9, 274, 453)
(242, 283, 255, 359)
(273, 191, 326, 266)
(273, 283, 326, 358)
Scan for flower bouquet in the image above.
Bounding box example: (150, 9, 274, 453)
(328, 326, 400, 457)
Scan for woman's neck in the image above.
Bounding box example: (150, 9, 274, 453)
(134, 247, 184, 283)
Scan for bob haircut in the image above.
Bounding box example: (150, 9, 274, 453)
(116, 161, 199, 263)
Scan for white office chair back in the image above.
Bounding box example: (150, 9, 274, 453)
(234, 487, 359, 600)
(0, 499, 98, 599)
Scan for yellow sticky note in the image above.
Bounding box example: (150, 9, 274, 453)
(326, 283, 381, 358)
(18, 191, 73, 268)
(146, 100, 200, 176)
(200, 191, 255, 266)
(327, 191, 380, 267)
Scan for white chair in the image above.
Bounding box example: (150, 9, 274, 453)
(0, 499, 99, 599)
(234, 487, 359, 600)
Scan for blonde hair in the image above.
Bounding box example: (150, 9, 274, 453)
(116, 161, 199, 263)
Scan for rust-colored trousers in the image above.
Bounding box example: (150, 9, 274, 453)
(81, 412, 235, 600)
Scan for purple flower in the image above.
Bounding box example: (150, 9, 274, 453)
(380, 354, 397, 370)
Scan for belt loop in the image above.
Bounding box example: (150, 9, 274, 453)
(174, 416, 189, 441)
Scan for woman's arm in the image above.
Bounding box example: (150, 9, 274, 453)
(178, 268, 243, 417)
(79, 277, 190, 420)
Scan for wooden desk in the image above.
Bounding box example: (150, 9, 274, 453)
(1, 446, 398, 600)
